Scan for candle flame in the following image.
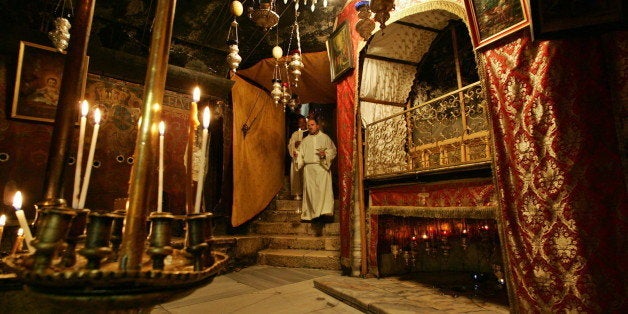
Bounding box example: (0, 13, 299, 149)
(0, 214, 6, 226)
(159, 121, 165, 135)
(17, 228, 24, 236)
(81, 100, 89, 117)
(138, 117, 142, 127)
(193, 87, 201, 102)
(203, 107, 210, 128)
(13, 191, 22, 210)
(94, 108, 102, 124)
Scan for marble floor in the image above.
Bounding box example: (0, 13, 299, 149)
(152, 265, 510, 314)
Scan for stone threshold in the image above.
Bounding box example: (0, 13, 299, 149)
(314, 274, 510, 313)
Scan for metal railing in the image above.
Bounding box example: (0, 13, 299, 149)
(365, 82, 491, 178)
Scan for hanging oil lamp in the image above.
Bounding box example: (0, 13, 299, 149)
(49, 17, 71, 52)
(289, 50, 304, 87)
(248, 0, 280, 31)
(355, 1, 375, 41)
(270, 44, 284, 105)
(370, 0, 395, 29)
(48, 0, 74, 52)
(226, 1, 244, 72)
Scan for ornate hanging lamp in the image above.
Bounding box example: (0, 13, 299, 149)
(271, 44, 284, 105)
(48, 0, 74, 52)
(226, 1, 244, 72)
(288, 13, 304, 87)
(370, 0, 395, 29)
(355, 1, 376, 40)
(248, 0, 280, 31)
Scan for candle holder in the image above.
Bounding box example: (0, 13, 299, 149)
(440, 236, 451, 257)
(390, 244, 400, 260)
(30, 206, 77, 272)
(78, 211, 115, 269)
(58, 208, 89, 267)
(147, 212, 174, 270)
(185, 213, 211, 271)
(108, 209, 126, 262)
(10, 234, 25, 255)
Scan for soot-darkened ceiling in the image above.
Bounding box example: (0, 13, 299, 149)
(0, 0, 343, 77)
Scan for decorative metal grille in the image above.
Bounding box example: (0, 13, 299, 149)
(365, 82, 491, 177)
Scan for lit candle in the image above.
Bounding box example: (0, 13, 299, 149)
(157, 121, 165, 212)
(73, 100, 89, 209)
(0, 214, 6, 248)
(79, 108, 101, 209)
(12, 192, 34, 253)
(186, 87, 201, 214)
(194, 107, 210, 213)
(11, 228, 24, 255)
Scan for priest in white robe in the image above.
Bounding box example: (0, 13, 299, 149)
(287, 116, 307, 200)
(295, 117, 336, 221)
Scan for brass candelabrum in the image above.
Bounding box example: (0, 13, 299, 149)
(2, 206, 226, 312)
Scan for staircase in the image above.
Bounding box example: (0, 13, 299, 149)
(252, 199, 341, 270)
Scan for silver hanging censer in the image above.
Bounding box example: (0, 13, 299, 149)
(48, 17, 71, 52)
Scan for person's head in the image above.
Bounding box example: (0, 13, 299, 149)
(297, 116, 307, 130)
(307, 117, 320, 135)
(46, 77, 58, 87)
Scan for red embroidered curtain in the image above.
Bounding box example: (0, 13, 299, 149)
(480, 33, 627, 312)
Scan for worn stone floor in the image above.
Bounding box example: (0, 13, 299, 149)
(152, 265, 510, 313)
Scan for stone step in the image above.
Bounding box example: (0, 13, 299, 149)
(258, 249, 341, 270)
(266, 235, 340, 251)
(259, 210, 340, 223)
(275, 199, 301, 212)
(251, 221, 340, 236)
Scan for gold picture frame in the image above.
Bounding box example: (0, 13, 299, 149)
(11, 41, 89, 123)
(326, 21, 354, 83)
(464, 0, 530, 50)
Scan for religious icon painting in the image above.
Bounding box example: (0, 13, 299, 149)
(464, 0, 531, 50)
(326, 21, 355, 83)
(11, 41, 88, 123)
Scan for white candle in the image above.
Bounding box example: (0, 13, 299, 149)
(79, 108, 101, 209)
(194, 107, 210, 213)
(157, 121, 165, 212)
(0, 214, 6, 248)
(72, 100, 90, 209)
(12, 192, 35, 253)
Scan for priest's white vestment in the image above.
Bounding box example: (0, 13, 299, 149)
(287, 129, 306, 197)
(296, 131, 336, 220)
